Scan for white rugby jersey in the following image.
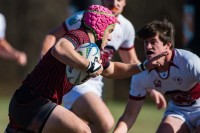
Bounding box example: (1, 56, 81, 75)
(65, 11, 135, 51)
(130, 49, 200, 105)
(65, 11, 135, 81)
(0, 13, 6, 39)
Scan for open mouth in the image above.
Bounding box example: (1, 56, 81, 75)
(146, 51, 154, 55)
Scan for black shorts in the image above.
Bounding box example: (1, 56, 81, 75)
(5, 86, 57, 133)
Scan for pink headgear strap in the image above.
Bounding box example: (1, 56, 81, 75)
(83, 5, 117, 41)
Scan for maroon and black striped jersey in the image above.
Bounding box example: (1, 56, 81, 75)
(22, 29, 110, 104)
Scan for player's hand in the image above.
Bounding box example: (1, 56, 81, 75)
(144, 51, 168, 70)
(149, 89, 167, 110)
(86, 61, 103, 77)
(16, 52, 27, 66)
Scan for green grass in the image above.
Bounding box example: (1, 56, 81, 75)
(0, 97, 164, 133)
(0, 97, 9, 132)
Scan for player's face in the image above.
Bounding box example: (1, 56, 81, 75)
(144, 34, 169, 60)
(102, 0, 126, 16)
(100, 25, 115, 50)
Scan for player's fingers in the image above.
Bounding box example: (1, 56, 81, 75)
(98, 59, 102, 64)
(151, 51, 168, 61)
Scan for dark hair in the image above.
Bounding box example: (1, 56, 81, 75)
(136, 19, 175, 49)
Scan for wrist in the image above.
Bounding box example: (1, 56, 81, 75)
(142, 60, 148, 70)
(86, 61, 101, 73)
(137, 60, 148, 72)
(15, 52, 20, 60)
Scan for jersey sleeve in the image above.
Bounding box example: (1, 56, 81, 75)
(64, 30, 90, 49)
(187, 52, 200, 82)
(0, 13, 6, 39)
(64, 11, 84, 31)
(129, 74, 147, 100)
(119, 19, 135, 50)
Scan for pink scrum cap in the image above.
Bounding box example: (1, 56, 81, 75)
(83, 5, 117, 41)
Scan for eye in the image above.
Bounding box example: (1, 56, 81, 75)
(109, 29, 114, 33)
(151, 40, 156, 45)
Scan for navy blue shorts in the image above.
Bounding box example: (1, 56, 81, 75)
(5, 86, 57, 133)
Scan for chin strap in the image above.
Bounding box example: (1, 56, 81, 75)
(96, 40, 102, 49)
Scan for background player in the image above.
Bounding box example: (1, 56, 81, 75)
(0, 12, 27, 66)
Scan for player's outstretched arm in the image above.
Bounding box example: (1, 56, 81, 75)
(102, 51, 168, 79)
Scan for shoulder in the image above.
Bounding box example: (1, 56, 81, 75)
(117, 14, 135, 36)
(67, 29, 87, 38)
(118, 14, 134, 30)
(131, 71, 148, 83)
(0, 13, 4, 18)
(175, 49, 199, 61)
(130, 72, 149, 96)
(0, 13, 5, 22)
(65, 29, 90, 47)
(65, 11, 84, 30)
(174, 49, 200, 69)
(0, 13, 6, 38)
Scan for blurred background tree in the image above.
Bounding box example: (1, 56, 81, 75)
(0, 0, 190, 100)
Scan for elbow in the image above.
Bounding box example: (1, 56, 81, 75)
(51, 42, 61, 58)
(101, 73, 111, 78)
(101, 71, 114, 79)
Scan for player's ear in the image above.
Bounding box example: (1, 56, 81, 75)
(165, 42, 171, 50)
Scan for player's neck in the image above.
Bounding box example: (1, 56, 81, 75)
(87, 30, 96, 43)
(157, 50, 173, 72)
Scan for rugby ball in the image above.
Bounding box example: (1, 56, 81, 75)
(66, 43, 100, 85)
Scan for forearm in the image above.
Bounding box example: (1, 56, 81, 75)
(114, 112, 138, 133)
(103, 51, 168, 78)
(114, 99, 144, 133)
(0, 39, 21, 60)
(102, 62, 141, 79)
(40, 34, 56, 58)
(51, 38, 89, 70)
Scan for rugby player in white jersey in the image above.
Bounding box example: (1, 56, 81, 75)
(114, 19, 200, 133)
(40, 1, 166, 132)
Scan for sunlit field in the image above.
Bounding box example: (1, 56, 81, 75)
(0, 97, 164, 133)
(0, 97, 9, 132)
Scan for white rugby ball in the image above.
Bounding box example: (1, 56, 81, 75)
(66, 43, 100, 85)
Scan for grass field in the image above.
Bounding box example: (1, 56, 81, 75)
(0, 97, 164, 133)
